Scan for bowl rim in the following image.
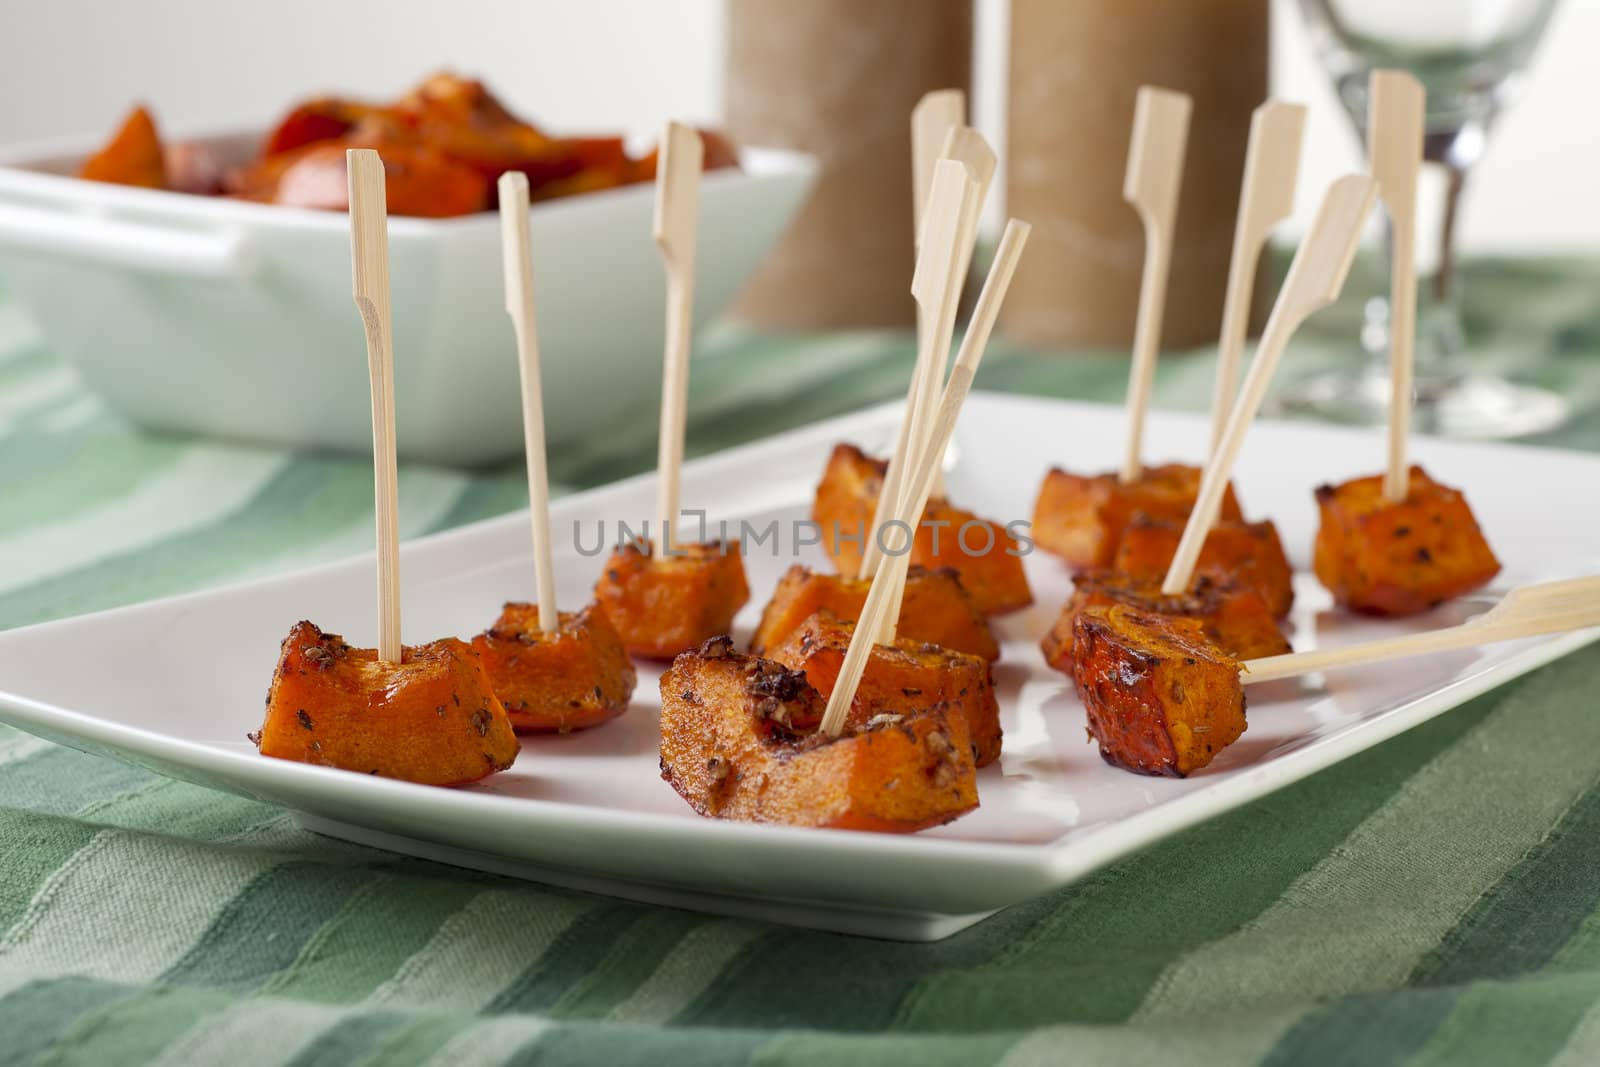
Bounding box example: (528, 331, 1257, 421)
(0, 122, 817, 238)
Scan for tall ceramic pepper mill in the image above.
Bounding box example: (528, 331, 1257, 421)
(724, 0, 973, 329)
(1002, 0, 1269, 350)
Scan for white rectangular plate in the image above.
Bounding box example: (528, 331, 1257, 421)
(1, 394, 1596, 941)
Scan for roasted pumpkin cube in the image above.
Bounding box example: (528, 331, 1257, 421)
(593, 540, 751, 659)
(766, 610, 1003, 767)
(659, 637, 978, 831)
(1042, 571, 1290, 670)
(79, 105, 167, 190)
(471, 601, 636, 733)
(750, 564, 998, 662)
(1071, 604, 1246, 777)
(1112, 513, 1295, 619)
(811, 443, 1031, 616)
(1313, 466, 1501, 617)
(1031, 464, 1244, 571)
(253, 621, 518, 787)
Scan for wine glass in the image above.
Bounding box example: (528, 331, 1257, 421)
(1284, 0, 1568, 438)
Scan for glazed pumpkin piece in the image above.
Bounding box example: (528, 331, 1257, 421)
(750, 564, 999, 662)
(391, 71, 589, 191)
(766, 610, 1003, 767)
(260, 97, 378, 156)
(658, 637, 978, 831)
(914, 498, 1032, 616)
(1071, 604, 1246, 777)
(1031, 463, 1244, 571)
(470, 602, 636, 733)
(529, 138, 635, 201)
(1314, 465, 1501, 617)
(1112, 513, 1296, 619)
(593, 540, 751, 659)
(1041, 571, 1290, 670)
(258, 138, 491, 217)
(253, 621, 518, 787)
(811, 443, 1031, 616)
(812, 443, 880, 560)
(78, 105, 167, 189)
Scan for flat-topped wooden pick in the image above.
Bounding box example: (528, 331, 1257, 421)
(652, 122, 704, 556)
(911, 125, 996, 503)
(824, 219, 1032, 738)
(1121, 86, 1192, 484)
(1210, 100, 1306, 455)
(1243, 575, 1600, 683)
(498, 171, 558, 635)
(874, 200, 1020, 645)
(860, 158, 971, 579)
(898, 220, 1033, 523)
(346, 148, 402, 663)
(1163, 174, 1378, 595)
(1369, 70, 1425, 503)
(911, 89, 965, 234)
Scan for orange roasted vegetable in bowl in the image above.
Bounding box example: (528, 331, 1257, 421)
(261, 98, 380, 156)
(1111, 512, 1295, 619)
(471, 602, 636, 733)
(261, 139, 491, 217)
(593, 540, 751, 659)
(766, 610, 1002, 767)
(812, 443, 1031, 616)
(1031, 463, 1244, 571)
(253, 621, 519, 787)
(750, 564, 998, 662)
(78, 105, 167, 189)
(658, 637, 978, 832)
(1313, 465, 1501, 617)
(1071, 604, 1247, 777)
(1041, 570, 1290, 670)
(78, 71, 741, 218)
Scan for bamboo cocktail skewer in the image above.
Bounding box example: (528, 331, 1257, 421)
(1120, 86, 1191, 484)
(912, 92, 965, 501)
(498, 172, 558, 635)
(915, 125, 995, 502)
(1242, 575, 1600, 683)
(1209, 100, 1306, 455)
(859, 159, 973, 579)
(878, 216, 1029, 646)
(1161, 175, 1378, 596)
(898, 91, 967, 506)
(823, 219, 1031, 738)
(871, 132, 993, 641)
(347, 149, 402, 663)
(653, 122, 704, 556)
(864, 132, 993, 579)
(1369, 70, 1425, 503)
(863, 124, 991, 580)
(870, 127, 996, 621)
(911, 89, 965, 231)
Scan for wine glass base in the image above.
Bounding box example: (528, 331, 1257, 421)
(1277, 367, 1569, 440)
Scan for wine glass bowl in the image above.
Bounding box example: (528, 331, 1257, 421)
(1283, 0, 1569, 438)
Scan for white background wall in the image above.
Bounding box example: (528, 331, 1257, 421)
(2, 0, 1594, 251)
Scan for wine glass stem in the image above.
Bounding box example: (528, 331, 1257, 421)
(1435, 163, 1466, 304)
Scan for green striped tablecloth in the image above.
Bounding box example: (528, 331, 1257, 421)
(2, 256, 1599, 1066)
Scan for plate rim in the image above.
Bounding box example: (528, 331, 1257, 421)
(1, 392, 1596, 919)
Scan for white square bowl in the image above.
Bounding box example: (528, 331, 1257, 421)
(0, 129, 816, 465)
